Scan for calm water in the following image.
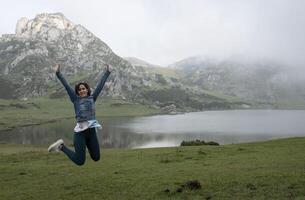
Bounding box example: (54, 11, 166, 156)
(0, 110, 305, 148)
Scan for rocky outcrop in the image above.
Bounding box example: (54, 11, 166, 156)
(161, 104, 177, 113)
(0, 12, 195, 109)
(15, 13, 75, 39)
(0, 13, 139, 99)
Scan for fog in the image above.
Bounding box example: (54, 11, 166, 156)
(0, 0, 305, 68)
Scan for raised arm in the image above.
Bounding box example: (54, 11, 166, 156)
(92, 65, 111, 102)
(53, 64, 77, 102)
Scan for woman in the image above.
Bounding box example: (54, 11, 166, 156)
(48, 63, 111, 166)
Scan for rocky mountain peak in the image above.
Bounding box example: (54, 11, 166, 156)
(15, 13, 75, 39)
(0, 12, 138, 99)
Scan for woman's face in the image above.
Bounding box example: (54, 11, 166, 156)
(78, 84, 88, 97)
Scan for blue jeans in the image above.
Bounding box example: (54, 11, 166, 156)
(61, 128, 100, 166)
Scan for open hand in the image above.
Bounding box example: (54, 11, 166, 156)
(105, 64, 111, 72)
(53, 64, 60, 73)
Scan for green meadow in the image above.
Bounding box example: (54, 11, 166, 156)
(0, 97, 160, 131)
(0, 137, 304, 200)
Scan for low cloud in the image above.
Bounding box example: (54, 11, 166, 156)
(1, 0, 305, 67)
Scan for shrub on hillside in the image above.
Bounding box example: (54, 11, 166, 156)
(181, 139, 219, 146)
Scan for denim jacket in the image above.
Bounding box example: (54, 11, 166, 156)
(56, 70, 111, 122)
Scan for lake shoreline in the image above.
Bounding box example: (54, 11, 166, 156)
(2, 96, 305, 131)
(2, 109, 305, 149)
(0, 98, 162, 131)
(3, 107, 305, 132)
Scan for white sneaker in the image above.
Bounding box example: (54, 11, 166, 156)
(48, 139, 64, 152)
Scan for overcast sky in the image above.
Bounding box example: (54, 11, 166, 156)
(1, 0, 305, 67)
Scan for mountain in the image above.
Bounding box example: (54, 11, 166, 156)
(1, 13, 240, 111)
(0, 13, 167, 101)
(124, 57, 161, 68)
(170, 55, 305, 105)
(0, 13, 129, 98)
(4, 13, 301, 110)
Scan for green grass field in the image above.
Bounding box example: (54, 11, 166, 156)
(0, 98, 160, 131)
(0, 137, 304, 200)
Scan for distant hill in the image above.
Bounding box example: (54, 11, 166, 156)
(0, 13, 244, 111)
(124, 57, 162, 68)
(169, 55, 305, 107)
(2, 13, 304, 110)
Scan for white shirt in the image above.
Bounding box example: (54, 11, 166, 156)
(74, 120, 102, 133)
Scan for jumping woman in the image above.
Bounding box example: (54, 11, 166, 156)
(48, 63, 111, 166)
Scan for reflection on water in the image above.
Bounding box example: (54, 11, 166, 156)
(1, 110, 305, 148)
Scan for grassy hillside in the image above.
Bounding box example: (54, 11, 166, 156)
(0, 97, 160, 131)
(145, 66, 181, 79)
(0, 137, 304, 199)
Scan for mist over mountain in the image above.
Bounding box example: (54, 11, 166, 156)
(0, 13, 230, 112)
(170, 55, 305, 105)
(1, 13, 304, 110)
(124, 57, 161, 68)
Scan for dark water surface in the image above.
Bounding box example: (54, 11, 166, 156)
(1, 110, 305, 148)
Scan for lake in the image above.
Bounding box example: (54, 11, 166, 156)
(0, 110, 305, 148)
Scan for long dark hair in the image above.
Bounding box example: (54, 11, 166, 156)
(75, 82, 91, 96)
